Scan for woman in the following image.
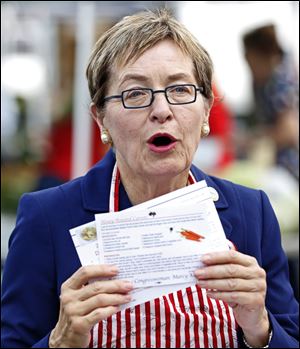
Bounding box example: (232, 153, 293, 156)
(1, 9, 298, 348)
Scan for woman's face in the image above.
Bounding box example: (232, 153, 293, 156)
(98, 40, 211, 179)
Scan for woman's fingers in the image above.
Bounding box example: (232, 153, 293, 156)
(205, 290, 266, 309)
(195, 263, 264, 280)
(194, 250, 267, 311)
(66, 292, 132, 317)
(83, 306, 121, 329)
(201, 250, 257, 267)
(61, 306, 121, 336)
(62, 265, 119, 290)
(78, 279, 133, 301)
(197, 277, 265, 292)
(51, 265, 133, 348)
(195, 250, 265, 281)
(60, 271, 134, 318)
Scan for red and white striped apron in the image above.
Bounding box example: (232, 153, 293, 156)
(90, 164, 238, 348)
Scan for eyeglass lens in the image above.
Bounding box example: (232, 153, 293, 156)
(122, 84, 196, 108)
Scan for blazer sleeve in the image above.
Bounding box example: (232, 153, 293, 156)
(259, 190, 298, 348)
(1, 193, 59, 348)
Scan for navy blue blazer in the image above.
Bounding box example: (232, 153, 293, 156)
(1, 149, 299, 348)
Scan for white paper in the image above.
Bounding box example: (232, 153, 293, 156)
(96, 200, 228, 289)
(69, 221, 99, 266)
(131, 179, 208, 210)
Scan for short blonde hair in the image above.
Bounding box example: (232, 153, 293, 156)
(86, 8, 213, 109)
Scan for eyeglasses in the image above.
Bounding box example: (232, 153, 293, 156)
(103, 84, 205, 109)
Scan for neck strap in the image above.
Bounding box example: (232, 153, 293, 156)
(109, 163, 196, 212)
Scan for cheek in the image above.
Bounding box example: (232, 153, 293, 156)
(182, 115, 202, 142)
(105, 115, 141, 147)
(190, 128, 202, 150)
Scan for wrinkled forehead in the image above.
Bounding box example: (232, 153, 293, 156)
(117, 39, 192, 69)
(108, 40, 196, 88)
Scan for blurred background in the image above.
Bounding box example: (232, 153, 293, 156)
(1, 1, 299, 298)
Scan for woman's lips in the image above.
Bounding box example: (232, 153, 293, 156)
(147, 133, 177, 153)
(148, 142, 177, 153)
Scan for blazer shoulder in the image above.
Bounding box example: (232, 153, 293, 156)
(208, 174, 265, 209)
(212, 175, 261, 196)
(22, 176, 83, 209)
(192, 164, 262, 201)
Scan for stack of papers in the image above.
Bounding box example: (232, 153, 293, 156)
(70, 180, 228, 310)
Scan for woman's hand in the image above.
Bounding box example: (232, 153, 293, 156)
(49, 265, 133, 348)
(194, 250, 270, 347)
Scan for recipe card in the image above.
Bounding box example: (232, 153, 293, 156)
(95, 198, 228, 288)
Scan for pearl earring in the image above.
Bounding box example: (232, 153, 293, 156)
(101, 130, 111, 144)
(201, 123, 210, 137)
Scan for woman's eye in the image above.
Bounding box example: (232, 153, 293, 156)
(127, 90, 145, 99)
(171, 86, 188, 94)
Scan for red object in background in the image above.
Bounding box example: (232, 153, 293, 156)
(41, 116, 108, 182)
(208, 84, 235, 169)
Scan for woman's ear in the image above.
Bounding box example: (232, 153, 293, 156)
(206, 95, 214, 117)
(90, 102, 104, 129)
(90, 102, 112, 145)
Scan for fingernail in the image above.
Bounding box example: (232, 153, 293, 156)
(194, 269, 205, 278)
(198, 280, 207, 286)
(124, 294, 132, 302)
(123, 281, 133, 290)
(201, 254, 211, 263)
(109, 265, 119, 273)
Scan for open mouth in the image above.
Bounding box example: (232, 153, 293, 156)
(147, 133, 177, 152)
(152, 136, 174, 146)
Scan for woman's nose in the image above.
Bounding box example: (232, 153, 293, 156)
(149, 93, 173, 123)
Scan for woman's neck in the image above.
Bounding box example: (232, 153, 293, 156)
(116, 160, 190, 206)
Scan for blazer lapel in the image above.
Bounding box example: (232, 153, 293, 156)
(190, 164, 233, 240)
(81, 149, 116, 213)
(219, 215, 233, 240)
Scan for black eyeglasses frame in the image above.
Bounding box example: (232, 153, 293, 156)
(103, 84, 205, 109)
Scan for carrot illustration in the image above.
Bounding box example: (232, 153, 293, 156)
(179, 229, 205, 242)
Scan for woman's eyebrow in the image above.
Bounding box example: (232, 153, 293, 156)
(119, 74, 149, 88)
(118, 72, 193, 88)
(166, 73, 193, 83)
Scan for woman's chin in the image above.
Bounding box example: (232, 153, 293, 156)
(144, 159, 189, 178)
